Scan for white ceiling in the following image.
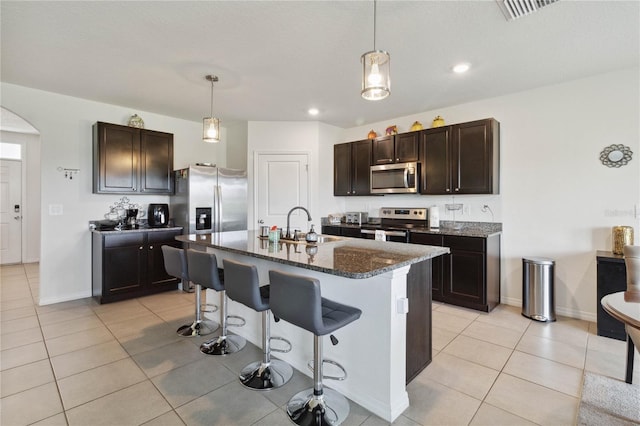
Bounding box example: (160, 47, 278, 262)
(1, 1, 638, 130)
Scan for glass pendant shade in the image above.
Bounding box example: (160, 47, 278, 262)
(361, 50, 390, 100)
(202, 117, 220, 143)
(203, 74, 220, 143)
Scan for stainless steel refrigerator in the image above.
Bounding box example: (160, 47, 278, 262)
(170, 164, 247, 235)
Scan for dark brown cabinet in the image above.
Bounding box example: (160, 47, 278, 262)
(372, 132, 419, 165)
(334, 140, 372, 196)
(420, 118, 499, 195)
(406, 259, 432, 383)
(92, 228, 183, 303)
(410, 232, 500, 312)
(409, 233, 444, 298)
(93, 122, 174, 194)
(321, 225, 362, 238)
(596, 251, 627, 341)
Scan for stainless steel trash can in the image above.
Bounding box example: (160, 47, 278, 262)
(522, 257, 556, 322)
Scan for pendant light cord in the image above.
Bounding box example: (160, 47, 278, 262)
(372, 0, 377, 51)
(209, 78, 214, 117)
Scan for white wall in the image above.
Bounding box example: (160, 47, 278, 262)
(1, 83, 227, 305)
(246, 121, 342, 231)
(325, 67, 640, 321)
(225, 121, 248, 170)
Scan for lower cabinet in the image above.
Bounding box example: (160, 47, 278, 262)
(406, 259, 432, 383)
(321, 225, 341, 236)
(321, 225, 362, 238)
(92, 229, 183, 303)
(410, 232, 500, 312)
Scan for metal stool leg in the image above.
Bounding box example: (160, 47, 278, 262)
(239, 311, 293, 390)
(286, 335, 350, 425)
(176, 283, 219, 337)
(200, 291, 246, 355)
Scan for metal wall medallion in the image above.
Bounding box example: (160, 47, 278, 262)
(600, 144, 633, 168)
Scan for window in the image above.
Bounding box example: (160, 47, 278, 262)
(0, 142, 22, 160)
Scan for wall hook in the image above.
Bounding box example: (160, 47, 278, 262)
(57, 166, 80, 180)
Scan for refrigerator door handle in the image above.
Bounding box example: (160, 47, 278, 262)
(216, 185, 223, 233)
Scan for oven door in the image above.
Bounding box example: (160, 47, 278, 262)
(360, 228, 409, 243)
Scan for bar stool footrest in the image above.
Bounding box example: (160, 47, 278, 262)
(201, 303, 218, 314)
(270, 336, 292, 353)
(307, 358, 347, 381)
(226, 315, 246, 327)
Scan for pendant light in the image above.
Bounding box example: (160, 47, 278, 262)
(203, 75, 220, 143)
(361, 0, 390, 101)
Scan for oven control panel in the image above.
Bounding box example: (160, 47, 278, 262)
(380, 208, 427, 220)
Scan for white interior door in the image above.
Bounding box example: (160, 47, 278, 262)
(255, 153, 309, 233)
(0, 160, 22, 264)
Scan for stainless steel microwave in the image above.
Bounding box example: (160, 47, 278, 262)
(370, 162, 419, 194)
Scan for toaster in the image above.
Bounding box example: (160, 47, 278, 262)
(345, 212, 368, 225)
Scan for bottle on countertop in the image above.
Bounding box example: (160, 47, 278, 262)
(429, 206, 440, 229)
(305, 224, 318, 243)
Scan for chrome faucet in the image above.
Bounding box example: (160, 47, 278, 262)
(285, 206, 312, 240)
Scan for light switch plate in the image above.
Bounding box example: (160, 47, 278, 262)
(49, 204, 63, 215)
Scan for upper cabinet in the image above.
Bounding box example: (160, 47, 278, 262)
(334, 139, 372, 196)
(93, 122, 174, 194)
(372, 132, 419, 165)
(420, 118, 499, 195)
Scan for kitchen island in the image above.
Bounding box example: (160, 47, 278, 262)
(177, 231, 448, 422)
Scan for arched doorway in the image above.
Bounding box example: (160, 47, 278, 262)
(0, 107, 41, 270)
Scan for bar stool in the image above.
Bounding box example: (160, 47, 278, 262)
(223, 259, 293, 390)
(161, 246, 218, 337)
(269, 270, 362, 426)
(187, 249, 246, 355)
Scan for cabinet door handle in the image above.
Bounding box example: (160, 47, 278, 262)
(454, 188, 459, 192)
(139, 246, 144, 250)
(446, 188, 451, 192)
(396, 158, 400, 161)
(149, 245, 153, 249)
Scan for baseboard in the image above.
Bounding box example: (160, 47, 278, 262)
(501, 297, 597, 323)
(38, 290, 92, 306)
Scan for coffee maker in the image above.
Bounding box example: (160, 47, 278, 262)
(148, 204, 169, 227)
(126, 208, 139, 228)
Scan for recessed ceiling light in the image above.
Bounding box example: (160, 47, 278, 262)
(453, 63, 470, 74)
(308, 108, 319, 116)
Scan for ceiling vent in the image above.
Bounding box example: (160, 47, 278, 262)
(497, 0, 560, 20)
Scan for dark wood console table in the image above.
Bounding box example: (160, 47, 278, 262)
(596, 251, 627, 341)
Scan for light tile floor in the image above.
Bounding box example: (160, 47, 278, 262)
(1, 263, 639, 425)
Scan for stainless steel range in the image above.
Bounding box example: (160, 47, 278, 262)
(360, 207, 428, 242)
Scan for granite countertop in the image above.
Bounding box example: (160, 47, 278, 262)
(408, 221, 502, 238)
(177, 230, 449, 279)
(322, 220, 502, 238)
(90, 224, 183, 234)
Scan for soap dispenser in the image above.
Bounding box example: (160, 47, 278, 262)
(305, 224, 318, 243)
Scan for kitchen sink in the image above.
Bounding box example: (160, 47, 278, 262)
(282, 234, 342, 244)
